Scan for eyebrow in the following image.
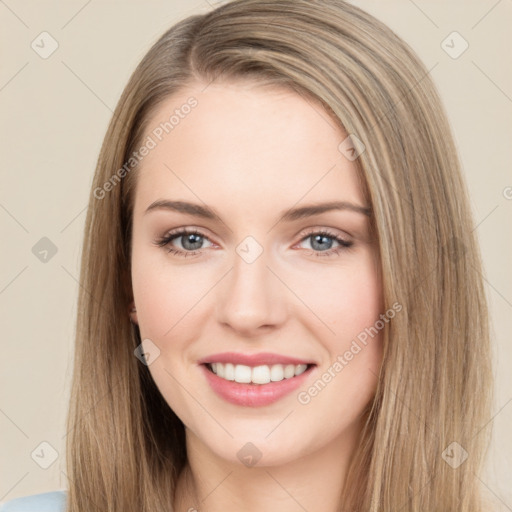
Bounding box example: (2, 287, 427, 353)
(144, 199, 371, 221)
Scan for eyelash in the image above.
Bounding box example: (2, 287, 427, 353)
(154, 228, 353, 258)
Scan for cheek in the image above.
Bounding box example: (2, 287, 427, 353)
(294, 250, 383, 400)
(131, 244, 208, 340)
(298, 271, 384, 425)
(335, 269, 383, 341)
(292, 251, 383, 343)
(326, 258, 384, 404)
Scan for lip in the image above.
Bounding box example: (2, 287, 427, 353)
(197, 352, 315, 367)
(199, 362, 317, 407)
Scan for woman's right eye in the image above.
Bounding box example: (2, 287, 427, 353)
(154, 228, 213, 256)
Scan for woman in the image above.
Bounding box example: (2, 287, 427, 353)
(1, 0, 493, 510)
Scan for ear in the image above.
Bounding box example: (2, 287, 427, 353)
(129, 300, 138, 325)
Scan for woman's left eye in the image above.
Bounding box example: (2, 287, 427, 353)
(296, 230, 353, 257)
(154, 228, 353, 258)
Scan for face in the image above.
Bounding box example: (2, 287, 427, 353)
(130, 80, 384, 467)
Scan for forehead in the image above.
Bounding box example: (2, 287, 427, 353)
(133, 81, 366, 216)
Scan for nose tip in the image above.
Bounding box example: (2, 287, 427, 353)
(215, 247, 284, 335)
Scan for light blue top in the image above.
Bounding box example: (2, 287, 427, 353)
(0, 491, 66, 512)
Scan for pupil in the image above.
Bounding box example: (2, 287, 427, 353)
(312, 234, 332, 251)
(183, 233, 202, 250)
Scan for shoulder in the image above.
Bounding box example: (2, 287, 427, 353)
(0, 491, 66, 512)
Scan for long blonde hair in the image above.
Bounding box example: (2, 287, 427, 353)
(66, 1, 493, 510)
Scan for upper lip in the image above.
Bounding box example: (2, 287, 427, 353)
(198, 352, 316, 367)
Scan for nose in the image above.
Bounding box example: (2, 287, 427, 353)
(215, 246, 286, 337)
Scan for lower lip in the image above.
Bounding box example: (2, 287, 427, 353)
(200, 364, 316, 407)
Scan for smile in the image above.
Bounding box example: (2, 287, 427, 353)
(207, 362, 310, 384)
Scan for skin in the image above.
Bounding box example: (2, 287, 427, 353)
(129, 80, 384, 512)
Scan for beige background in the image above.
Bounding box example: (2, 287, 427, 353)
(1, 0, 511, 507)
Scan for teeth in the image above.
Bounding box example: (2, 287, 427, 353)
(209, 363, 309, 384)
(234, 364, 252, 383)
(224, 363, 235, 381)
